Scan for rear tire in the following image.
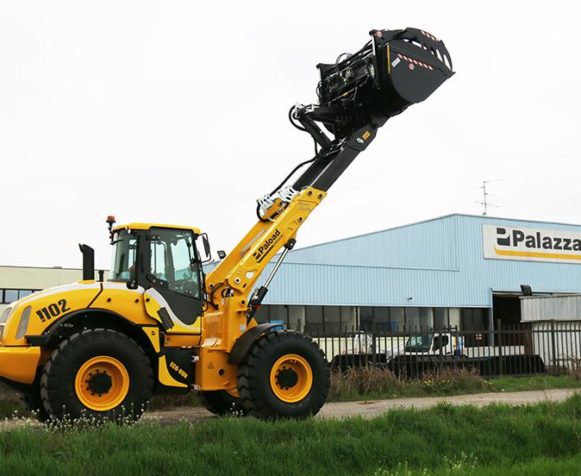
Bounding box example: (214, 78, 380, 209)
(40, 329, 154, 423)
(198, 390, 247, 416)
(238, 331, 330, 420)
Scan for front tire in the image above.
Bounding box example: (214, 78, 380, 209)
(238, 331, 330, 420)
(40, 329, 154, 422)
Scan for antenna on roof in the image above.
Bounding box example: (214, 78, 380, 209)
(475, 179, 503, 216)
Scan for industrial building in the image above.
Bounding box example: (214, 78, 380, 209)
(3, 214, 581, 336)
(253, 214, 581, 335)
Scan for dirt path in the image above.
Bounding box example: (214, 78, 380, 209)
(317, 388, 580, 419)
(1, 388, 577, 429)
(144, 388, 580, 423)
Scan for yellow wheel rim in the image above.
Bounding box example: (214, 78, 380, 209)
(269, 354, 313, 403)
(74, 356, 130, 411)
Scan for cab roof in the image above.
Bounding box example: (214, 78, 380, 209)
(113, 223, 202, 234)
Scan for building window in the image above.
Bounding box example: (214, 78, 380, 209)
(461, 308, 488, 331)
(359, 306, 374, 332)
(390, 308, 405, 331)
(1, 289, 38, 304)
(321, 306, 342, 335)
(404, 307, 420, 330)
(418, 308, 434, 330)
(373, 307, 396, 333)
(268, 305, 288, 325)
(304, 306, 324, 334)
(434, 308, 450, 329)
(288, 306, 305, 332)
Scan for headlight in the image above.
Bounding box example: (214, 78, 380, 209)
(15, 306, 31, 340)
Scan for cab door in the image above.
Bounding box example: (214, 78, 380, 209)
(146, 228, 203, 326)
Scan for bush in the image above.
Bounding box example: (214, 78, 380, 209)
(419, 368, 493, 395)
(329, 366, 493, 401)
(329, 366, 403, 400)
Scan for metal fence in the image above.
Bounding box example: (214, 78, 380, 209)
(307, 322, 581, 378)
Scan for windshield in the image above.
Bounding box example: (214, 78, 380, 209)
(110, 230, 138, 282)
(149, 228, 201, 299)
(404, 333, 433, 352)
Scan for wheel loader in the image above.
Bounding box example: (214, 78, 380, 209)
(0, 27, 453, 421)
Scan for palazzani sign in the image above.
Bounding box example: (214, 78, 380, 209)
(483, 225, 581, 264)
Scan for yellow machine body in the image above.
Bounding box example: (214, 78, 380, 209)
(0, 278, 201, 389)
(197, 186, 326, 391)
(0, 189, 324, 396)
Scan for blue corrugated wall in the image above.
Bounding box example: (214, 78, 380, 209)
(252, 214, 581, 308)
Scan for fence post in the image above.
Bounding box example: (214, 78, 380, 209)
(372, 331, 377, 365)
(550, 320, 557, 370)
(496, 319, 503, 376)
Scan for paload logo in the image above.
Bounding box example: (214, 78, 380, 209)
(252, 229, 282, 263)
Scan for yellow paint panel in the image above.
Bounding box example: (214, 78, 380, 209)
(3, 285, 101, 345)
(196, 348, 238, 392)
(164, 334, 201, 348)
(90, 288, 154, 325)
(158, 355, 187, 388)
(142, 326, 161, 353)
(0, 346, 41, 384)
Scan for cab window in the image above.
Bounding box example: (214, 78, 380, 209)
(149, 229, 201, 299)
(110, 231, 138, 282)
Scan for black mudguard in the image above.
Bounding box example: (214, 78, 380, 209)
(228, 323, 282, 366)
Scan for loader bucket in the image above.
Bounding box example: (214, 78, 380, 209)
(374, 28, 454, 105)
(315, 27, 454, 137)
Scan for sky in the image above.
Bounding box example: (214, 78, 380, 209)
(1, 1, 580, 269)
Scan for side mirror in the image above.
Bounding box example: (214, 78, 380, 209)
(198, 233, 212, 263)
(217, 250, 226, 260)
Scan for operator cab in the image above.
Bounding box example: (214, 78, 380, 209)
(109, 220, 210, 325)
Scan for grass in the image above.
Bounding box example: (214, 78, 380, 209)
(377, 453, 581, 475)
(491, 374, 581, 392)
(0, 395, 580, 475)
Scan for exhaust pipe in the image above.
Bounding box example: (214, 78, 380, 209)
(79, 244, 95, 281)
